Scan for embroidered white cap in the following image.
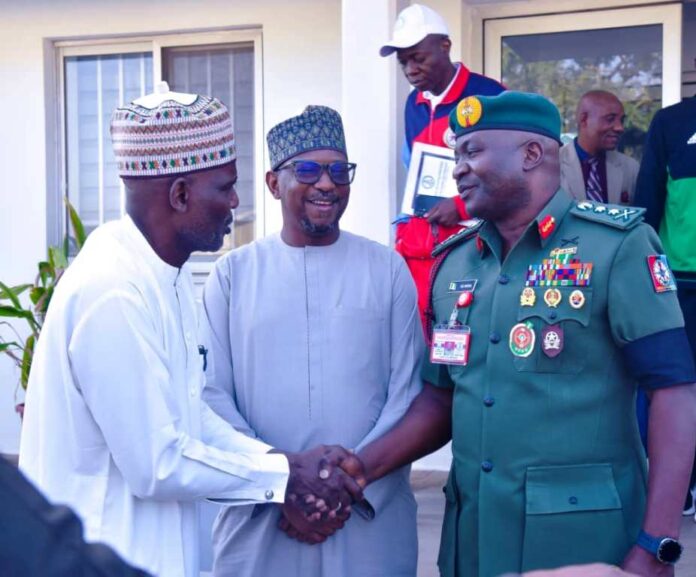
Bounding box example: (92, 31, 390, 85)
(110, 81, 236, 178)
(379, 4, 449, 57)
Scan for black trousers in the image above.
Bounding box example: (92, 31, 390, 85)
(677, 278, 696, 500)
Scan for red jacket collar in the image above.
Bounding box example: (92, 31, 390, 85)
(415, 63, 471, 107)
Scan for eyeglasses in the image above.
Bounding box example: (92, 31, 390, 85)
(276, 160, 357, 186)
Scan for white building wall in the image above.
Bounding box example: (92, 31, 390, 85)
(0, 0, 345, 454)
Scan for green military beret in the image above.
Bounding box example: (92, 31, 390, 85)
(448, 91, 562, 144)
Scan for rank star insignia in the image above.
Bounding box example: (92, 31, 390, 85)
(612, 208, 639, 222)
(456, 96, 483, 127)
(510, 322, 535, 357)
(520, 287, 536, 307)
(593, 205, 607, 213)
(569, 289, 586, 309)
(541, 324, 564, 358)
(577, 202, 593, 211)
(544, 288, 562, 307)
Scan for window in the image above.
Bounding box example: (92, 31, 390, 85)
(484, 4, 683, 162)
(56, 30, 263, 256)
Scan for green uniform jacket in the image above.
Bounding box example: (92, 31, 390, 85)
(423, 188, 687, 577)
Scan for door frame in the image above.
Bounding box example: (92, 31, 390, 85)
(483, 3, 682, 107)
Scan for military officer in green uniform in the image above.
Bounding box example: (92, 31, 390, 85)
(352, 92, 695, 577)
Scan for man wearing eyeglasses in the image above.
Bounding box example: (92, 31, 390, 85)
(201, 105, 424, 577)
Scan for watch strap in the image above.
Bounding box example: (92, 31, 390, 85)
(636, 530, 660, 555)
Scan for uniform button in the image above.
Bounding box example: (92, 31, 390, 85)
(549, 311, 558, 320)
(265, 490, 274, 500)
(569, 496, 578, 505)
(483, 396, 495, 407)
(489, 332, 501, 344)
(498, 274, 510, 285)
(189, 388, 197, 398)
(481, 460, 494, 473)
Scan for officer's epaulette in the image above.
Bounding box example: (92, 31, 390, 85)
(432, 220, 484, 257)
(569, 201, 645, 230)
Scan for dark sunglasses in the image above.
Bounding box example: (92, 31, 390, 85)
(276, 160, 357, 185)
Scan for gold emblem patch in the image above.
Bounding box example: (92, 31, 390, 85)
(456, 96, 483, 128)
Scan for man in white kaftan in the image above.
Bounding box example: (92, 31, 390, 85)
(20, 215, 288, 577)
(202, 105, 424, 576)
(20, 90, 363, 577)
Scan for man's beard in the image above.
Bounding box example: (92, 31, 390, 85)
(300, 217, 338, 237)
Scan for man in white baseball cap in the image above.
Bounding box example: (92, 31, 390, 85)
(381, 4, 504, 333)
(379, 3, 449, 57)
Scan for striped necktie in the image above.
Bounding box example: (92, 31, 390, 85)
(586, 156, 605, 203)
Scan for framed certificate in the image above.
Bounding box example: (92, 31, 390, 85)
(401, 142, 458, 216)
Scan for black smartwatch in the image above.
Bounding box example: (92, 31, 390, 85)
(636, 530, 683, 564)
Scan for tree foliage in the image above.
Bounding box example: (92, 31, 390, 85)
(502, 43, 662, 160)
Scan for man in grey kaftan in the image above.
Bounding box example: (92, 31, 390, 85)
(202, 105, 424, 576)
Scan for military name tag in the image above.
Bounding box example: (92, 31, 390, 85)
(449, 279, 478, 293)
(647, 255, 677, 293)
(431, 325, 471, 365)
(541, 324, 564, 358)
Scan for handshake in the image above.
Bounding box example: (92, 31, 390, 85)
(281, 445, 368, 545)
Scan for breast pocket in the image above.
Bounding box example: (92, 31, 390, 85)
(521, 463, 630, 571)
(513, 287, 592, 374)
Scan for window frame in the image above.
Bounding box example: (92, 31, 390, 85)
(50, 28, 265, 272)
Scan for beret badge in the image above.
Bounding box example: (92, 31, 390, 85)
(456, 96, 483, 129)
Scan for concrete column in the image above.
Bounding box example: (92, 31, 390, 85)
(340, 0, 401, 245)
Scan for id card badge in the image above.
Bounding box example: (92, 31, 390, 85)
(430, 325, 471, 365)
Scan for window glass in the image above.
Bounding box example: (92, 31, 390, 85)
(164, 43, 256, 250)
(64, 42, 256, 251)
(501, 25, 662, 160)
(65, 52, 153, 234)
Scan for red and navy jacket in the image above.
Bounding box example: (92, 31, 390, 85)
(402, 63, 504, 219)
(404, 63, 505, 159)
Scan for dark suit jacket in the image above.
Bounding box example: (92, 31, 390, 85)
(0, 456, 151, 577)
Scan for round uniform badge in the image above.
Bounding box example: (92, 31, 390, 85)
(569, 289, 585, 309)
(543, 288, 562, 308)
(443, 127, 457, 149)
(456, 96, 483, 128)
(457, 291, 474, 308)
(509, 322, 535, 358)
(520, 287, 536, 307)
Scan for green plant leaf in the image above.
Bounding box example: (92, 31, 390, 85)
(49, 246, 68, 271)
(34, 285, 54, 317)
(0, 341, 21, 353)
(30, 286, 46, 306)
(0, 305, 34, 321)
(20, 334, 35, 389)
(66, 198, 87, 250)
(0, 283, 32, 301)
(0, 281, 25, 310)
(38, 261, 52, 286)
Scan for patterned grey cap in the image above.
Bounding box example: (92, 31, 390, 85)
(267, 105, 347, 170)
